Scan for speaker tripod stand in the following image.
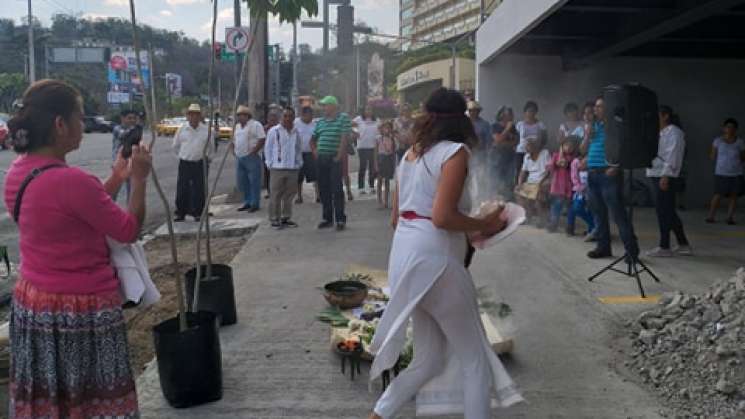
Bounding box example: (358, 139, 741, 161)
(587, 169, 660, 298)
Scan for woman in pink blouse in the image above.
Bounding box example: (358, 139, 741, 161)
(4, 80, 152, 419)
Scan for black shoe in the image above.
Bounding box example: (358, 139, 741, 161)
(336, 222, 346, 231)
(315, 198, 321, 203)
(318, 221, 334, 229)
(248, 207, 259, 213)
(174, 216, 186, 222)
(587, 248, 613, 259)
(271, 220, 283, 230)
(238, 205, 252, 212)
(194, 217, 201, 222)
(282, 219, 298, 228)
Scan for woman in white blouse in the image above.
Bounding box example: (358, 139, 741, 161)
(645, 105, 691, 257)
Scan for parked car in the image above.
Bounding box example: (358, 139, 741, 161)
(83, 115, 113, 133)
(217, 120, 233, 140)
(0, 114, 9, 149)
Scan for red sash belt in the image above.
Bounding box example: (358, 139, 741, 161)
(400, 211, 431, 220)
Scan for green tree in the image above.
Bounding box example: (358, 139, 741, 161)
(0, 73, 28, 112)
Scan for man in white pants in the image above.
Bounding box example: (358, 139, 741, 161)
(264, 107, 303, 229)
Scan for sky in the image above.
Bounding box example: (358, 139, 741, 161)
(1, 0, 400, 51)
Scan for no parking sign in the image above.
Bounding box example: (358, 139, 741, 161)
(225, 27, 251, 52)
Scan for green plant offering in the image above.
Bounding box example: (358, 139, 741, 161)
(317, 306, 350, 328)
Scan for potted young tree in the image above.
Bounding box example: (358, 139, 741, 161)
(186, 0, 318, 327)
(128, 0, 222, 408)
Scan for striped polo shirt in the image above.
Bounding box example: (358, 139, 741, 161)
(313, 113, 352, 156)
(587, 121, 607, 168)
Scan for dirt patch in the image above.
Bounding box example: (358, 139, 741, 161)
(124, 234, 249, 376)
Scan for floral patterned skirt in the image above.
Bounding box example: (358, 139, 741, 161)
(9, 279, 139, 419)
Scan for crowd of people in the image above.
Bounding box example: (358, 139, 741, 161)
(468, 97, 744, 260)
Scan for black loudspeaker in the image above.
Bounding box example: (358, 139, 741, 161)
(602, 83, 659, 169)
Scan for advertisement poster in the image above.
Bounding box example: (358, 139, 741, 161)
(165, 73, 183, 98)
(107, 50, 150, 104)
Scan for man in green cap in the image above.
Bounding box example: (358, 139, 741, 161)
(311, 96, 352, 230)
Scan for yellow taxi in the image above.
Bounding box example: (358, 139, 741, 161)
(217, 121, 233, 140)
(156, 117, 186, 136)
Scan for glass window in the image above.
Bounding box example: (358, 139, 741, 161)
(402, 8, 414, 19)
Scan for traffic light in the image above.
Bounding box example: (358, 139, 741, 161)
(337, 5, 354, 55)
(214, 43, 223, 61)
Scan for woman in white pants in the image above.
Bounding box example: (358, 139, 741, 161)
(368, 88, 523, 419)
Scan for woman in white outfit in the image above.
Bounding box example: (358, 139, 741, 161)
(368, 88, 523, 419)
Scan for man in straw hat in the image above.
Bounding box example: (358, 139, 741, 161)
(173, 103, 211, 221)
(311, 96, 352, 230)
(233, 105, 266, 212)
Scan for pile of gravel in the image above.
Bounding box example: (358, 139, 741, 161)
(627, 268, 745, 418)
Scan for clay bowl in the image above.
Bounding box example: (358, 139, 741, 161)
(324, 280, 368, 309)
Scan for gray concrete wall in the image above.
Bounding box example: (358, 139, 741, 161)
(477, 54, 745, 208)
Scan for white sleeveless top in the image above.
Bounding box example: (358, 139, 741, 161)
(398, 141, 470, 218)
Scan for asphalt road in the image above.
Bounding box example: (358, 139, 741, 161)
(0, 132, 238, 261)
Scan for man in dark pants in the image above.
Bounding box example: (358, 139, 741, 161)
(582, 97, 640, 260)
(311, 96, 351, 231)
(173, 103, 211, 222)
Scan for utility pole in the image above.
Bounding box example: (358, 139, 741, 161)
(27, 0, 36, 83)
(323, 0, 329, 54)
(355, 38, 360, 110)
(234, 0, 242, 89)
(292, 21, 299, 110)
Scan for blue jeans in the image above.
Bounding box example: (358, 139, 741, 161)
(237, 154, 263, 208)
(549, 196, 569, 229)
(567, 194, 595, 234)
(587, 170, 639, 257)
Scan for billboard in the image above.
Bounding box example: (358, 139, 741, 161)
(165, 73, 182, 98)
(367, 52, 384, 100)
(107, 50, 150, 104)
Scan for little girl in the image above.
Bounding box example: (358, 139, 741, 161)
(515, 138, 551, 225)
(547, 137, 579, 232)
(568, 156, 596, 237)
(375, 121, 396, 209)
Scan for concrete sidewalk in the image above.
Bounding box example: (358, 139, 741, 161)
(137, 182, 741, 418)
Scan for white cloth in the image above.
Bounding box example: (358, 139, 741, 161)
(234, 120, 266, 158)
(353, 116, 380, 149)
(107, 238, 160, 307)
(294, 117, 316, 153)
(522, 148, 551, 183)
(370, 140, 523, 418)
(515, 120, 546, 153)
(647, 124, 686, 178)
(173, 123, 211, 161)
(264, 124, 303, 170)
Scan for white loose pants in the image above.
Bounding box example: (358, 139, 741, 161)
(373, 273, 493, 419)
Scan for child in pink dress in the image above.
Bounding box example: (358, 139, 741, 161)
(547, 137, 578, 232)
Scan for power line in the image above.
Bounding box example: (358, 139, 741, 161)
(39, 0, 76, 17)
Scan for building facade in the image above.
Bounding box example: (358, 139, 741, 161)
(475, 0, 745, 208)
(400, 0, 500, 50)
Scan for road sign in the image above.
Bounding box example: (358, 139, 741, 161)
(225, 27, 250, 52)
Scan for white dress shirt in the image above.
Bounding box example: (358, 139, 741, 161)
(294, 117, 316, 153)
(264, 124, 303, 170)
(647, 124, 685, 178)
(353, 116, 380, 149)
(173, 123, 211, 161)
(234, 119, 266, 158)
